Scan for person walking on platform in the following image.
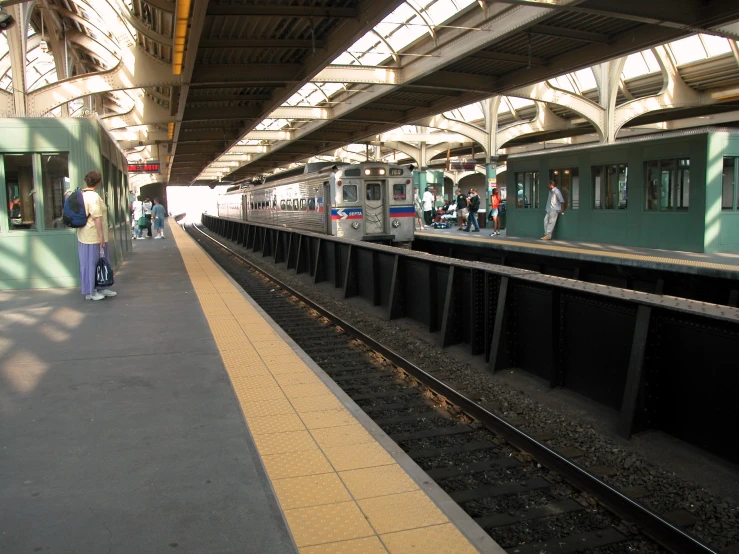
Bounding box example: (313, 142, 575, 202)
(77, 171, 116, 301)
(542, 179, 565, 240)
(455, 188, 467, 229)
(413, 187, 426, 230)
(131, 196, 144, 239)
(142, 197, 153, 238)
(152, 198, 166, 239)
(460, 188, 480, 232)
(422, 186, 434, 226)
(489, 188, 502, 236)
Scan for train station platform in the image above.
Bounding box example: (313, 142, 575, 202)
(416, 227, 739, 279)
(0, 219, 501, 554)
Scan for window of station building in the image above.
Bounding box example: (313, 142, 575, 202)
(514, 171, 538, 209)
(722, 157, 737, 211)
(342, 184, 358, 203)
(592, 164, 627, 210)
(392, 183, 407, 201)
(645, 158, 690, 211)
(549, 168, 579, 210)
(5, 154, 36, 230)
(42, 153, 70, 229)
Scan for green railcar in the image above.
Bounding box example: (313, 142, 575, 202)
(506, 128, 739, 253)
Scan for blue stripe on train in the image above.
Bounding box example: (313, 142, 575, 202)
(389, 206, 415, 217)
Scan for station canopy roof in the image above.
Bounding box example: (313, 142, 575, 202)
(3, 0, 739, 184)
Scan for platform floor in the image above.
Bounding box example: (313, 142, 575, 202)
(416, 226, 739, 277)
(0, 220, 501, 553)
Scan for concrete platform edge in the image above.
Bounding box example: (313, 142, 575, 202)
(172, 222, 300, 554)
(185, 222, 506, 554)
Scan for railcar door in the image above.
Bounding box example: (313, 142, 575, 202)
(364, 181, 385, 236)
(323, 181, 331, 235)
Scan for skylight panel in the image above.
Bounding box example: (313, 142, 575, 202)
(425, 0, 477, 25)
(507, 96, 535, 109)
(642, 49, 662, 73)
(457, 102, 484, 121)
(622, 52, 651, 79)
(668, 35, 707, 65)
(574, 68, 597, 91)
(548, 75, 576, 92)
(700, 34, 732, 57)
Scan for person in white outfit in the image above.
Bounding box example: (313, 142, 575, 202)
(131, 196, 144, 239)
(542, 180, 565, 240)
(422, 187, 434, 226)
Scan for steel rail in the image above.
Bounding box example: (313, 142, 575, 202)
(191, 222, 718, 554)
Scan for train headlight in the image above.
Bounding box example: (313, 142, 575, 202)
(351, 221, 360, 229)
(364, 169, 371, 175)
(392, 219, 400, 228)
(378, 168, 386, 175)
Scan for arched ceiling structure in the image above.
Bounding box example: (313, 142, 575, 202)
(2, 0, 739, 185)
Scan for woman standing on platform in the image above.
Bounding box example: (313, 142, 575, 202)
(77, 171, 117, 301)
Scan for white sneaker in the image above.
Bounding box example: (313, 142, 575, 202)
(85, 291, 105, 301)
(154, 236, 163, 239)
(97, 289, 117, 297)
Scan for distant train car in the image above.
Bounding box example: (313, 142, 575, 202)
(217, 162, 415, 242)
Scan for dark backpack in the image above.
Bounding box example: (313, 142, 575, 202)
(62, 188, 89, 228)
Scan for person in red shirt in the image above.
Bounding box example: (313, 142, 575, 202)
(489, 188, 502, 236)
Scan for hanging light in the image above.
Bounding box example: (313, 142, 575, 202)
(39, 11, 48, 53)
(0, 8, 16, 31)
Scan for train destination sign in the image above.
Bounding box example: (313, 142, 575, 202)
(127, 162, 160, 173)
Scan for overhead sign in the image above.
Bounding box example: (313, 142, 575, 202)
(127, 162, 160, 173)
(450, 162, 477, 170)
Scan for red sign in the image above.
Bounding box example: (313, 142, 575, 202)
(127, 162, 160, 173)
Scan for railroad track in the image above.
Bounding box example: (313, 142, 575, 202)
(189, 223, 719, 554)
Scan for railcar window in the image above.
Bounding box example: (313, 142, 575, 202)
(344, 169, 360, 177)
(722, 157, 737, 210)
(4, 154, 36, 230)
(366, 183, 381, 201)
(41, 153, 70, 228)
(392, 183, 407, 201)
(645, 158, 690, 211)
(280, 200, 286, 210)
(293, 199, 299, 210)
(300, 199, 306, 210)
(549, 168, 579, 210)
(592, 164, 627, 210)
(342, 185, 358, 202)
(514, 171, 538, 209)
(285, 200, 292, 211)
(308, 198, 316, 211)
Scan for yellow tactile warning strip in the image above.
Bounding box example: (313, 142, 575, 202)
(170, 222, 481, 554)
(417, 230, 739, 273)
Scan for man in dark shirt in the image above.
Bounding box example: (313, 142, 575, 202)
(455, 188, 467, 229)
(461, 189, 481, 232)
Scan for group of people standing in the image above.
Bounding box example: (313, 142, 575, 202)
(413, 180, 565, 240)
(131, 196, 166, 239)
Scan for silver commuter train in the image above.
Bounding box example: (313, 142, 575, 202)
(217, 162, 416, 242)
